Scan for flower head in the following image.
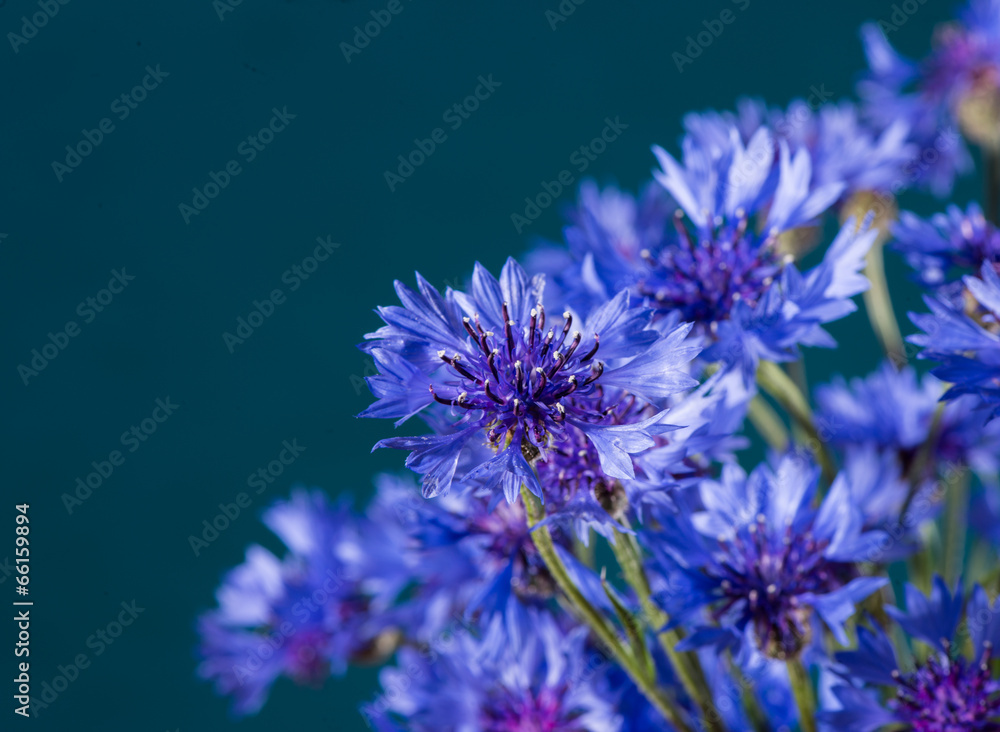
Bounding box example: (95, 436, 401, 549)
(361, 257, 700, 502)
(910, 263, 1000, 418)
(893, 202, 1000, 295)
(530, 128, 875, 380)
(855, 4, 1000, 195)
(361, 611, 622, 732)
(196, 490, 404, 716)
(823, 575, 1000, 732)
(647, 454, 887, 660)
(684, 97, 915, 199)
(816, 359, 1000, 480)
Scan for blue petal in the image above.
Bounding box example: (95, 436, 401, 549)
(376, 427, 479, 498)
(818, 683, 899, 732)
(803, 577, 887, 645)
(834, 622, 899, 685)
(884, 575, 963, 650)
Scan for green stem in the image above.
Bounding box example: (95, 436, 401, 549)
(520, 486, 694, 732)
(747, 395, 790, 452)
(726, 655, 769, 732)
(787, 658, 817, 732)
(611, 528, 727, 732)
(755, 360, 836, 484)
(943, 467, 970, 587)
(908, 540, 934, 596)
(862, 236, 908, 367)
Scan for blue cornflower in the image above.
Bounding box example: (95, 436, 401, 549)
(816, 361, 943, 452)
(816, 359, 1000, 478)
(653, 126, 877, 375)
(197, 490, 405, 716)
(815, 362, 1000, 558)
(530, 126, 876, 380)
(856, 0, 1000, 195)
(360, 257, 700, 502)
(361, 610, 623, 732)
(684, 97, 915, 199)
(646, 454, 888, 660)
(823, 575, 1000, 732)
(893, 202, 1000, 295)
(910, 263, 1000, 418)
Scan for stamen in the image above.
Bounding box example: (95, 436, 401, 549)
(580, 333, 601, 363)
(484, 379, 504, 404)
(552, 402, 566, 422)
(532, 367, 548, 398)
(553, 312, 573, 351)
(552, 375, 578, 399)
(540, 328, 555, 359)
(462, 317, 479, 341)
(582, 361, 604, 386)
(548, 351, 565, 378)
(562, 331, 583, 363)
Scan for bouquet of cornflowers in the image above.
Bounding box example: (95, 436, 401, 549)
(196, 3, 1000, 730)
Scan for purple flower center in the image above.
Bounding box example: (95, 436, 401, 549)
(473, 499, 531, 557)
(713, 516, 842, 659)
(285, 628, 332, 685)
(637, 211, 783, 325)
(535, 394, 651, 513)
(924, 24, 1000, 99)
(935, 208, 1000, 278)
(540, 434, 617, 505)
(891, 646, 1000, 731)
(480, 684, 586, 732)
(431, 302, 603, 448)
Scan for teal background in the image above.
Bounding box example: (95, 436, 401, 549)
(0, 0, 975, 730)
